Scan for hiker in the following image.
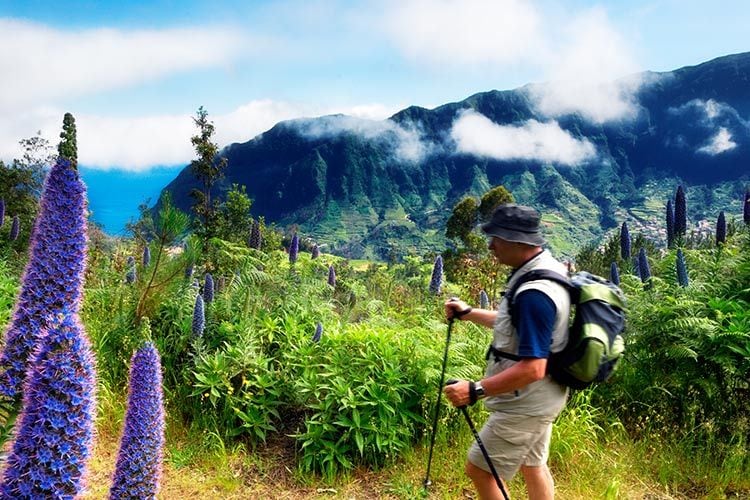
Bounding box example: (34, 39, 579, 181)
(444, 204, 571, 500)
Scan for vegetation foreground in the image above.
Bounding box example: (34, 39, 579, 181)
(0, 115, 747, 498)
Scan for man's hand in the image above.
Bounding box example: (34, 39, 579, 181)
(443, 379, 471, 408)
(444, 298, 472, 321)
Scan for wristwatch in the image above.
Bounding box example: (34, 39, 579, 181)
(469, 380, 486, 404)
(474, 381, 486, 399)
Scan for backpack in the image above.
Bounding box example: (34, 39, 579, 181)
(496, 270, 626, 390)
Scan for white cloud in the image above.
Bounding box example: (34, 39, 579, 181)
(0, 19, 247, 113)
(382, 0, 542, 66)
(0, 101, 402, 172)
(382, 2, 645, 123)
(697, 128, 737, 155)
(291, 115, 432, 163)
(450, 110, 596, 165)
(526, 7, 644, 123)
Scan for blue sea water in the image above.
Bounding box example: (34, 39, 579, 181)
(79, 166, 183, 236)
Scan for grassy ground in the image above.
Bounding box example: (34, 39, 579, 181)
(79, 402, 726, 500)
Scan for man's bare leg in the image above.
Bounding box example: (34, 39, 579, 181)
(520, 464, 554, 500)
(466, 461, 510, 500)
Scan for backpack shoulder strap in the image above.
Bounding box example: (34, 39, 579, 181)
(505, 269, 573, 327)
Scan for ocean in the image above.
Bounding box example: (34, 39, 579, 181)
(79, 166, 184, 236)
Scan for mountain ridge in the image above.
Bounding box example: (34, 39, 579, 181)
(158, 52, 750, 259)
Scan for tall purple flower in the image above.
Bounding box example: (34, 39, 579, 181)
(429, 255, 443, 295)
(638, 248, 651, 283)
(192, 294, 205, 337)
(142, 246, 151, 267)
(9, 215, 19, 241)
(0, 198, 4, 227)
(109, 342, 165, 500)
(327, 265, 336, 288)
(715, 211, 726, 245)
(312, 322, 323, 343)
(744, 189, 750, 225)
(0, 158, 88, 399)
(674, 185, 687, 239)
(311, 244, 320, 260)
(676, 249, 689, 287)
(289, 233, 299, 265)
(184, 263, 194, 280)
(479, 290, 489, 310)
(610, 261, 620, 286)
(203, 273, 214, 304)
(620, 222, 631, 260)
(248, 220, 262, 250)
(0, 312, 96, 498)
(125, 256, 136, 284)
(666, 200, 675, 249)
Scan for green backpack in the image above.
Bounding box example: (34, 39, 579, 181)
(500, 270, 627, 390)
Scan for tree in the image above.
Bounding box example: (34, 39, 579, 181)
(58, 113, 77, 168)
(443, 185, 515, 298)
(215, 184, 253, 243)
(478, 185, 514, 222)
(190, 107, 228, 240)
(18, 131, 55, 196)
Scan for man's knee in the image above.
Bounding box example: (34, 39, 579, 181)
(466, 460, 489, 480)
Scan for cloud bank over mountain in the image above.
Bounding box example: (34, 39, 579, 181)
(450, 110, 596, 165)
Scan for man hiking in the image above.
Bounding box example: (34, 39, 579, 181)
(444, 204, 571, 500)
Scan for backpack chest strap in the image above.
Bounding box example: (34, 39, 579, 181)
(485, 344, 522, 363)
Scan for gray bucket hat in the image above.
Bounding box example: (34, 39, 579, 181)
(481, 204, 546, 246)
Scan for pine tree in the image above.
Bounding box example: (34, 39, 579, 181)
(189, 107, 228, 240)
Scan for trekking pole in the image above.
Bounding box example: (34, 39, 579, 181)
(423, 298, 466, 491)
(446, 379, 509, 500)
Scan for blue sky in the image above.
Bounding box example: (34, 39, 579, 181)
(1, 0, 749, 172)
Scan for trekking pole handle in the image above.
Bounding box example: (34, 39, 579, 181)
(447, 298, 472, 319)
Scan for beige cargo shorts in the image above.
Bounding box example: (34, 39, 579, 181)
(467, 411, 555, 481)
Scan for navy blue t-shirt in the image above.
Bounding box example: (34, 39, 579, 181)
(514, 289, 557, 359)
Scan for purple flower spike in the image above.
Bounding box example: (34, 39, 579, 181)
(744, 189, 750, 225)
(479, 290, 489, 310)
(619, 222, 631, 260)
(666, 200, 675, 248)
(0, 312, 96, 498)
(429, 255, 443, 295)
(203, 273, 214, 304)
(327, 265, 336, 288)
(0, 158, 88, 399)
(125, 256, 136, 284)
(109, 342, 165, 500)
(638, 248, 651, 283)
(142, 246, 151, 267)
(9, 215, 19, 241)
(715, 211, 726, 245)
(312, 322, 323, 343)
(289, 233, 299, 264)
(676, 249, 689, 287)
(311, 244, 320, 259)
(0, 198, 4, 227)
(610, 261, 620, 286)
(248, 220, 262, 250)
(192, 295, 205, 337)
(674, 185, 687, 238)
